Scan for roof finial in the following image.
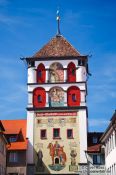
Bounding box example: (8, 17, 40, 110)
(56, 8, 61, 36)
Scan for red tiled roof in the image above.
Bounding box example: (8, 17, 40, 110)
(33, 35, 80, 58)
(7, 140, 28, 150)
(2, 119, 27, 150)
(87, 144, 101, 153)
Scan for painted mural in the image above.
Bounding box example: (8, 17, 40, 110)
(37, 117, 76, 127)
(49, 62, 64, 82)
(47, 141, 66, 171)
(36, 149, 44, 172)
(69, 149, 78, 172)
(49, 87, 64, 107)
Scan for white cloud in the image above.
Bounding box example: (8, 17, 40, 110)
(89, 118, 110, 127)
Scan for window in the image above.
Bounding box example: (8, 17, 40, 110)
(33, 87, 46, 108)
(67, 129, 73, 139)
(38, 70, 42, 77)
(40, 130, 47, 139)
(67, 86, 80, 107)
(72, 94, 76, 102)
(67, 62, 76, 82)
(38, 95, 42, 102)
(93, 155, 101, 165)
(37, 63, 46, 83)
(72, 68, 75, 75)
(53, 128, 60, 139)
(78, 59, 85, 66)
(93, 137, 98, 144)
(9, 136, 17, 142)
(9, 152, 18, 163)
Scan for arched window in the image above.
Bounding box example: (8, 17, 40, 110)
(67, 86, 80, 106)
(33, 87, 46, 107)
(49, 62, 64, 83)
(49, 87, 64, 107)
(67, 62, 76, 82)
(37, 63, 46, 83)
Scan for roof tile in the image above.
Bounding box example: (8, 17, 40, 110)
(2, 119, 27, 150)
(33, 35, 80, 58)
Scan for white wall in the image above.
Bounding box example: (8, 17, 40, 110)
(27, 59, 87, 84)
(28, 83, 86, 92)
(105, 129, 116, 175)
(26, 111, 34, 164)
(78, 110, 88, 163)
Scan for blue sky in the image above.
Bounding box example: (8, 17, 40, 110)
(0, 0, 116, 132)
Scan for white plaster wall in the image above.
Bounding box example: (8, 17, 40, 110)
(7, 167, 26, 175)
(26, 111, 34, 164)
(28, 67, 36, 84)
(27, 90, 86, 108)
(78, 110, 87, 163)
(27, 59, 87, 83)
(106, 148, 116, 169)
(35, 59, 78, 69)
(28, 83, 86, 92)
(76, 66, 86, 82)
(105, 129, 116, 174)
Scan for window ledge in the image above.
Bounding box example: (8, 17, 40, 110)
(53, 137, 61, 140)
(41, 138, 47, 140)
(67, 137, 74, 139)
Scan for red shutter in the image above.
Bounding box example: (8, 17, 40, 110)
(33, 87, 46, 107)
(37, 63, 46, 83)
(67, 62, 76, 82)
(67, 86, 80, 106)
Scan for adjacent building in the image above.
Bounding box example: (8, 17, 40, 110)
(86, 132, 105, 175)
(2, 119, 27, 175)
(101, 110, 116, 175)
(0, 120, 8, 175)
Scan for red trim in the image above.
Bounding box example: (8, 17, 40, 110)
(67, 129, 74, 139)
(67, 62, 76, 82)
(53, 128, 61, 139)
(67, 86, 80, 106)
(36, 112, 77, 117)
(33, 87, 46, 107)
(36, 63, 46, 83)
(40, 129, 47, 140)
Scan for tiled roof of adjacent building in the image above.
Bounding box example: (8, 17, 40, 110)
(2, 119, 27, 150)
(87, 132, 103, 153)
(32, 35, 80, 58)
(87, 144, 101, 153)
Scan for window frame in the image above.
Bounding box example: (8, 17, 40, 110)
(9, 152, 18, 163)
(38, 95, 42, 103)
(93, 154, 101, 165)
(9, 136, 17, 143)
(40, 129, 47, 140)
(93, 136, 98, 144)
(53, 128, 60, 139)
(72, 94, 77, 102)
(67, 129, 73, 139)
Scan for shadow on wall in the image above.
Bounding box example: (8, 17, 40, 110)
(27, 141, 50, 175)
